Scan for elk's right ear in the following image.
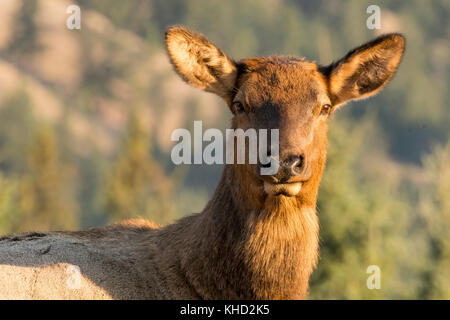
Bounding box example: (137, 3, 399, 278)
(165, 26, 237, 102)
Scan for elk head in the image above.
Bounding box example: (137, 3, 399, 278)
(165, 26, 405, 210)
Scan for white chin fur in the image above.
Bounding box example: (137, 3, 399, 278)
(264, 181, 302, 197)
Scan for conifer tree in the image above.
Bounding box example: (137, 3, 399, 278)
(18, 127, 78, 232)
(104, 111, 174, 225)
(420, 142, 450, 299)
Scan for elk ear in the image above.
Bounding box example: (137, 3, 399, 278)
(324, 33, 405, 107)
(165, 26, 237, 102)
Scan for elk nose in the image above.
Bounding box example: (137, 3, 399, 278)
(279, 155, 304, 182)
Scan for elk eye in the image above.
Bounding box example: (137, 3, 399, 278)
(232, 101, 245, 114)
(320, 104, 332, 116)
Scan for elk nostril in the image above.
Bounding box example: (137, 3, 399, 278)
(291, 156, 304, 175)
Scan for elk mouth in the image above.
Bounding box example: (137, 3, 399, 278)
(263, 181, 303, 197)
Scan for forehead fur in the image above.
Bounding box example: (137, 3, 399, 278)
(234, 57, 329, 106)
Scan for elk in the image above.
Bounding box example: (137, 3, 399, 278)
(0, 26, 405, 299)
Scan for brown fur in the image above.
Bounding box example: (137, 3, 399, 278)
(0, 27, 405, 299)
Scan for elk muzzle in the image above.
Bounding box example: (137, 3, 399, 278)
(260, 153, 309, 197)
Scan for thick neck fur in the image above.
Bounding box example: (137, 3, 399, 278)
(170, 165, 320, 299)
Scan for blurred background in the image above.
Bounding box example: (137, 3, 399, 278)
(0, 0, 448, 299)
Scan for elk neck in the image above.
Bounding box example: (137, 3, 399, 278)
(176, 164, 321, 299)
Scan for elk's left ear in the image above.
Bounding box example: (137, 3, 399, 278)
(323, 33, 405, 107)
(165, 26, 237, 102)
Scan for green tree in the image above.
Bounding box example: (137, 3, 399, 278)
(0, 174, 20, 235)
(309, 115, 425, 299)
(420, 141, 450, 299)
(0, 91, 35, 173)
(104, 111, 175, 225)
(18, 127, 78, 232)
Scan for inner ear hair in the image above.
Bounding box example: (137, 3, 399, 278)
(323, 33, 405, 106)
(165, 26, 237, 101)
